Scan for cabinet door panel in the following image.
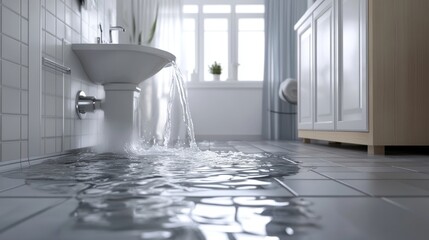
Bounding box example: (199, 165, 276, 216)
(337, 0, 368, 131)
(314, 0, 335, 130)
(298, 18, 313, 130)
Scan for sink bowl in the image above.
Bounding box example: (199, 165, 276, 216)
(72, 44, 176, 85)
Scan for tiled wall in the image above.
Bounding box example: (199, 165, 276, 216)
(1, 0, 30, 161)
(0, 0, 117, 162)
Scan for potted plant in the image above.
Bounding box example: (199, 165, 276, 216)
(209, 61, 222, 81)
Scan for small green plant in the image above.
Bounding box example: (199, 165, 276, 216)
(209, 62, 222, 75)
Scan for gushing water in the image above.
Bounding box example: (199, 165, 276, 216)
(162, 62, 197, 149)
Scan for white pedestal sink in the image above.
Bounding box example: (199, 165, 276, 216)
(72, 44, 176, 151)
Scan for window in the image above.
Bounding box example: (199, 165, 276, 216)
(183, 0, 265, 82)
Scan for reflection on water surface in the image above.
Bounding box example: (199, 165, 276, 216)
(5, 148, 319, 239)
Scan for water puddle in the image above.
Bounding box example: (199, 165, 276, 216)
(4, 149, 320, 239)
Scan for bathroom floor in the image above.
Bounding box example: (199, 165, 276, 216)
(1, 141, 429, 240)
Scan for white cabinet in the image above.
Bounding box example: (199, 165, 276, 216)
(336, 0, 368, 131)
(296, 0, 367, 132)
(297, 0, 429, 155)
(314, 0, 335, 130)
(297, 17, 313, 130)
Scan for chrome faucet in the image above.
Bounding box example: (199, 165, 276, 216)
(109, 26, 126, 43)
(97, 24, 103, 43)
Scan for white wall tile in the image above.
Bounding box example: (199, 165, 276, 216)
(2, 0, 21, 14)
(43, 70, 55, 95)
(56, 119, 62, 137)
(21, 141, 28, 158)
(71, 11, 81, 33)
(2, 6, 21, 40)
(56, 19, 65, 40)
(2, 35, 21, 64)
(56, 74, 63, 96)
(21, 116, 28, 139)
(45, 0, 56, 15)
(44, 118, 55, 137)
(44, 95, 55, 116)
(55, 137, 62, 152)
(45, 32, 56, 58)
(21, 90, 28, 114)
(65, 6, 72, 27)
(56, 39, 63, 61)
(45, 138, 55, 154)
(21, 18, 29, 44)
(2, 87, 20, 114)
(1, 0, 115, 161)
(55, 97, 62, 117)
(20, 44, 28, 66)
(1, 141, 21, 161)
(56, 0, 65, 22)
(2, 115, 21, 141)
(21, 66, 28, 90)
(45, 11, 56, 35)
(2, 60, 21, 88)
(21, 0, 29, 19)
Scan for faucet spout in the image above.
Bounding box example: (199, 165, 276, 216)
(109, 26, 126, 43)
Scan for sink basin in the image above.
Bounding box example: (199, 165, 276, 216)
(72, 44, 176, 85)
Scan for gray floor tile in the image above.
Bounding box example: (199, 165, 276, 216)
(0, 198, 67, 233)
(280, 171, 328, 180)
(281, 180, 365, 197)
(321, 172, 429, 180)
(310, 166, 358, 172)
(0, 183, 88, 198)
(337, 162, 390, 167)
(342, 180, 429, 197)
(398, 166, 429, 173)
(398, 180, 429, 192)
(299, 161, 342, 167)
(301, 197, 429, 240)
(386, 197, 429, 219)
(0, 177, 25, 192)
(348, 166, 412, 173)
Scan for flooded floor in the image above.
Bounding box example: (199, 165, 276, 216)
(1, 141, 429, 239)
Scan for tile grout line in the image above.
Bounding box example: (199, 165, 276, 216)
(381, 197, 410, 211)
(311, 170, 374, 197)
(0, 198, 71, 234)
(0, 184, 26, 194)
(273, 178, 299, 197)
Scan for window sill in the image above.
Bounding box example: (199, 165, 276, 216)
(186, 81, 263, 89)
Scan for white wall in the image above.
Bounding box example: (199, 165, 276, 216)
(187, 82, 263, 140)
(0, 0, 117, 162)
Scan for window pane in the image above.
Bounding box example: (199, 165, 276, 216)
(238, 18, 264, 31)
(183, 18, 196, 81)
(204, 19, 229, 81)
(236, 4, 265, 13)
(238, 18, 265, 81)
(203, 5, 231, 14)
(183, 5, 198, 14)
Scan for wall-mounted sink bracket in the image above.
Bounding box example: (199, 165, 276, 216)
(75, 90, 102, 119)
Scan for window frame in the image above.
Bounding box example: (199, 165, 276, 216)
(183, 0, 265, 82)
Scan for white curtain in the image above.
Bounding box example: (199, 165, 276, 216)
(119, 0, 184, 145)
(262, 0, 307, 140)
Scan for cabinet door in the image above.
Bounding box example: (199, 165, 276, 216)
(314, 0, 335, 130)
(337, 0, 368, 131)
(297, 17, 314, 130)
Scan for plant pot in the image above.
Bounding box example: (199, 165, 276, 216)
(213, 74, 220, 81)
